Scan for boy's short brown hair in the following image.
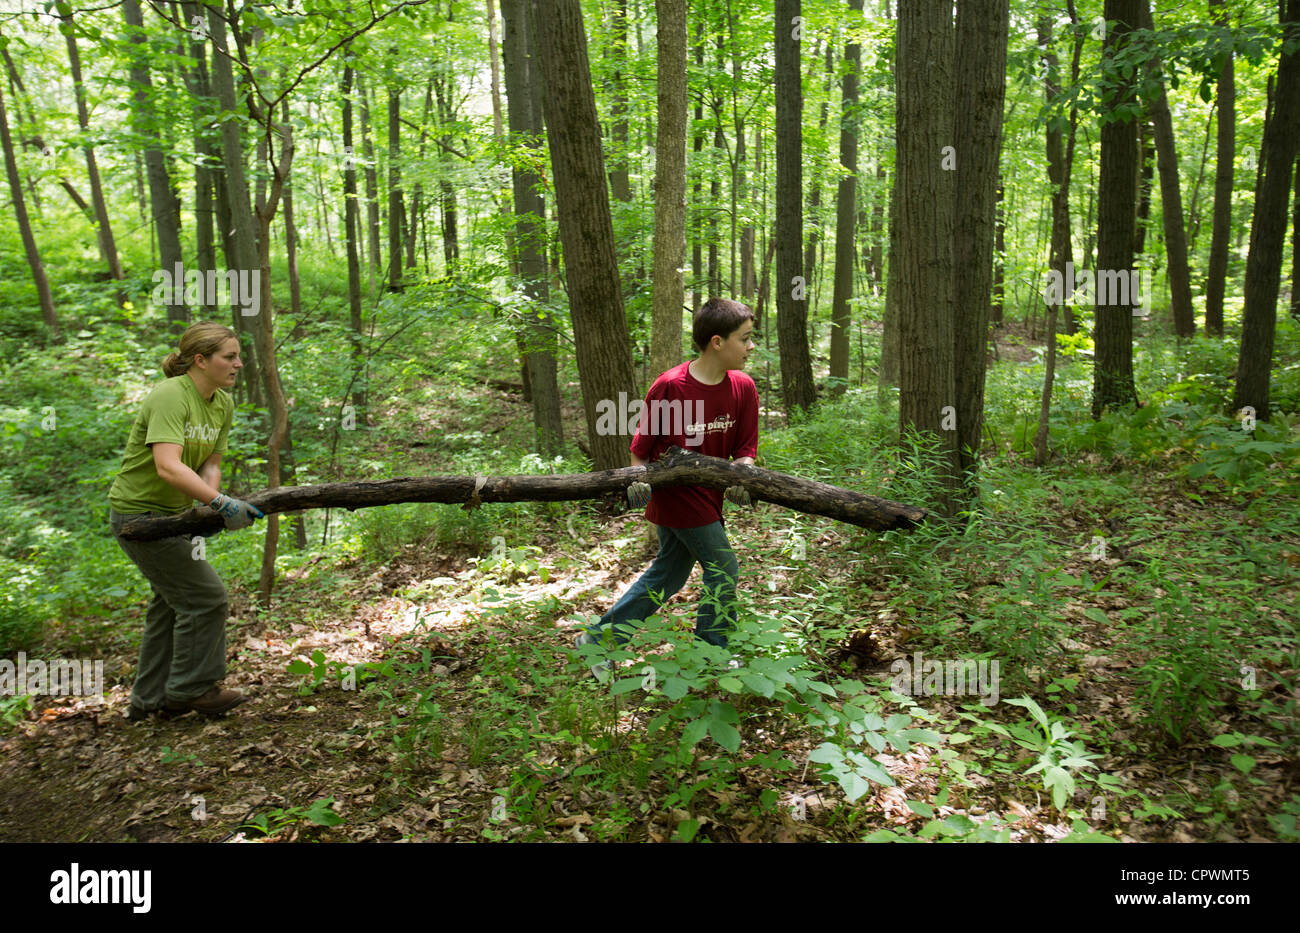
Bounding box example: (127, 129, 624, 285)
(692, 298, 755, 353)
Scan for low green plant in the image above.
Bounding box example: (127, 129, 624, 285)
(239, 797, 344, 838)
(1003, 696, 1101, 812)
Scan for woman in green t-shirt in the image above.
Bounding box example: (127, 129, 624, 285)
(109, 321, 264, 721)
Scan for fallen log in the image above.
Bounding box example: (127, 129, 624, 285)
(117, 446, 928, 541)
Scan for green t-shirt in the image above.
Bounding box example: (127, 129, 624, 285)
(108, 375, 233, 515)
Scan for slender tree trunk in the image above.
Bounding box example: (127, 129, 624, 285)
(206, 4, 262, 409)
(0, 81, 57, 338)
(387, 72, 404, 291)
(1138, 0, 1195, 337)
(529, 0, 636, 469)
(608, 0, 632, 205)
(358, 74, 382, 297)
(124, 0, 187, 330)
(829, 0, 864, 394)
(691, 18, 704, 313)
(651, 0, 688, 381)
(342, 62, 367, 426)
(1205, 0, 1234, 337)
(1233, 2, 1300, 421)
(775, 0, 816, 413)
(952, 0, 1008, 480)
(502, 0, 562, 453)
(1092, 0, 1141, 419)
(182, 1, 215, 315)
(62, 10, 124, 293)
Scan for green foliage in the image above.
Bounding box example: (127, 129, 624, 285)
(1003, 696, 1101, 812)
(239, 798, 344, 839)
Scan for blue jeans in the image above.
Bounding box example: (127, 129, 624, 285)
(590, 521, 739, 648)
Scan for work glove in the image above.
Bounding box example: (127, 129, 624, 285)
(626, 481, 652, 509)
(209, 493, 265, 530)
(724, 485, 751, 507)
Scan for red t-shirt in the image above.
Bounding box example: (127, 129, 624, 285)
(629, 361, 759, 528)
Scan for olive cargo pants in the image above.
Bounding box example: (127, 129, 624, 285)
(110, 511, 230, 713)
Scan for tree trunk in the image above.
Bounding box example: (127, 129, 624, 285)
(0, 81, 57, 338)
(651, 0, 688, 381)
(358, 73, 382, 297)
(829, 0, 864, 394)
(1233, 2, 1300, 421)
(502, 0, 563, 456)
(896, 0, 959, 514)
(182, 1, 215, 315)
(387, 73, 404, 291)
(342, 62, 367, 426)
(62, 10, 125, 293)
(124, 0, 186, 331)
(1205, 0, 1234, 337)
(1138, 0, 1195, 337)
(529, 0, 636, 469)
(1091, 0, 1141, 419)
(775, 0, 817, 413)
(206, 4, 262, 409)
(608, 0, 633, 205)
(119, 445, 929, 541)
(952, 0, 1008, 480)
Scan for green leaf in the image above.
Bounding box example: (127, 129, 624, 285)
(610, 675, 643, 696)
(680, 718, 709, 751)
(675, 818, 700, 842)
(302, 798, 343, 827)
(662, 676, 689, 700)
(708, 719, 741, 753)
(906, 799, 935, 818)
(1230, 754, 1255, 774)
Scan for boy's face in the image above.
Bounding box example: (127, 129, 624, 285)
(710, 320, 756, 371)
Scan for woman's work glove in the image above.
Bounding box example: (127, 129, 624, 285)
(724, 485, 751, 507)
(209, 493, 265, 530)
(626, 481, 652, 508)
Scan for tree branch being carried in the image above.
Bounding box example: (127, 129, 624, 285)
(116, 446, 928, 541)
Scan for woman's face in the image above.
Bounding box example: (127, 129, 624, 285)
(195, 337, 243, 388)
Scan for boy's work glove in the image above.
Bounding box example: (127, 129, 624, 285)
(626, 481, 652, 508)
(209, 493, 265, 530)
(724, 485, 751, 507)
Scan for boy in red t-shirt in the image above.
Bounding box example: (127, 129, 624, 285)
(577, 299, 758, 661)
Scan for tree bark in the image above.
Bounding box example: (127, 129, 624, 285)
(0, 80, 57, 338)
(1091, 0, 1141, 419)
(1138, 0, 1195, 338)
(358, 73, 382, 296)
(530, 0, 636, 469)
(119, 446, 929, 541)
(387, 70, 404, 291)
(1205, 0, 1234, 337)
(829, 0, 864, 394)
(342, 62, 367, 426)
(775, 0, 816, 413)
(651, 0, 688, 381)
(1233, 1, 1300, 420)
(206, 4, 262, 409)
(502, 0, 563, 456)
(896, 0, 959, 513)
(62, 10, 124, 292)
(124, 0, 186, 331)
(952, 0, 1008, 479)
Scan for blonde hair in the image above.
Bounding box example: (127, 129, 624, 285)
(162, 321, 239, 378)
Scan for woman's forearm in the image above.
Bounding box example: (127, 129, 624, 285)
(158, 462, 222, 505)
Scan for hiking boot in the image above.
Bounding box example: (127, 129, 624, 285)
(125, 705, 158, 722)
(574, 632, 613, 684)
(164, 686, 247, 717)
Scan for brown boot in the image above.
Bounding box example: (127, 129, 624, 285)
(164, 686, 247, 717)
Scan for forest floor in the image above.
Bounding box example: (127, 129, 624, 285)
(1, 465, 1295, 842)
